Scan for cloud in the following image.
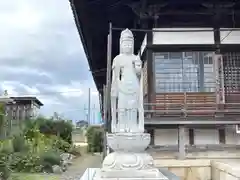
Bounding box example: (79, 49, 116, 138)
(0, 0, 99, 123)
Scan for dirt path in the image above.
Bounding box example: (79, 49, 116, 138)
(60, 154, 102, 180)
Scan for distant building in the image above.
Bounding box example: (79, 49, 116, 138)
(76, 120, 88, 128)
(6, 96, 43, 122)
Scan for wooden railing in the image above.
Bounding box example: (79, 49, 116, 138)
(144, 92, 240, 117)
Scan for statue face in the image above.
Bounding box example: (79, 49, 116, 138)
(121, 39, 133, 54)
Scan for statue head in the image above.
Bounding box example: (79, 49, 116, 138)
(120, 28, 134, 54)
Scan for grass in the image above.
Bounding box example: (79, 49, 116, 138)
(10, 173, 61, 180)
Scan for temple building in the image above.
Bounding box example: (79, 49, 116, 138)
(6, 96, 43, 129)
(140, 29, 240, 147)
(70, 0, 240, 158)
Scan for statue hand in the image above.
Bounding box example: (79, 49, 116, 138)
(134, 59, 142, 73)
(111, 87, 118, 97)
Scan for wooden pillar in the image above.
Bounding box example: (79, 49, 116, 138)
(106, 23, 112, 133)
(146, 31, 154, 111)
(219, 128, 226, 144)
(148, 129, 155, 146)
(213, 8, 223, 107)
(189, 128, 194, 146)
(178, 125, 186, 159)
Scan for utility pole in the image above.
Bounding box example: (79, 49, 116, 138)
(102, 85, 107, 160)
(88, 88, 91, 125)
(102, 22, 112, 160)
(93, 104, 96, 124)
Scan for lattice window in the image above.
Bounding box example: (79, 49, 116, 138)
(153, 51, 215, 93)
(223, 52, 240, 103)
(223, 52, 240, 93)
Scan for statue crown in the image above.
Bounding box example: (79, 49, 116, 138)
(120, 28, 133, 41)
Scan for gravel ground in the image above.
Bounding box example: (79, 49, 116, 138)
(60, 154, 102, 180)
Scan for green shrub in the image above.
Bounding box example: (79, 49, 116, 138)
(0, 153, 11, 180)
(40, 150, 61, 167)
(39, 150, 61, 173)
(0, 139, 13, 179)
(9, 152, 42, 173)
(51, 137, 71, 152)
(1, 146, 13, 155)
(0, 139, 13, 153)
(37, 118, 73, 144)
(23, 117, 73, 144)
(86, 126, 103, 153)
(0, 164, 10, 180)
(54, 120, 73, 144)
(12, 135, 28, 152)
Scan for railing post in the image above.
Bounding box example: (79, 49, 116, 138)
(213, 53, 225, 112)
(213, 53, 220, 110)
(183, 92, 187, 118)
(219, 55, 225, 104)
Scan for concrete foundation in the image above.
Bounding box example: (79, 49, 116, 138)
(155, 159, 211, 180)
(154, 158, 240, 180)
(81, 158, 240, 180)
(212, 160, 240, 180)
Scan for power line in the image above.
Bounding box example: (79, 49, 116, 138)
(56, 107, 99, 115)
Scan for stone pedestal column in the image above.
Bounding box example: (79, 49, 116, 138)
(93, 132, 169, 180)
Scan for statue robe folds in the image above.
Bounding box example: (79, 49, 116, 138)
(111, 54, 143, 133)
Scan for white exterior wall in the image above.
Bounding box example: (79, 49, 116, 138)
(154, 127, 240, 145)
(152, 28, 214, 45)
(220, 28, 240, 44)
(150, 28, 240, 45)
(225, 125, 240, 145)
(154, 129, 178, 145)
(154, 129, 189, 146)
(194, 129, 219, 145)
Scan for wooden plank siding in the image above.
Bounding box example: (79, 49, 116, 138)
(152, 92, 216, 116)
(144, 92, 240, 117)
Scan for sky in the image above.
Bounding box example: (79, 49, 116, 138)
(0, 0, 100, 123)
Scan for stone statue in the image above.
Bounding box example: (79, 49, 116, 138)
(111, 28, 144, 133)
(95, 28, 168, 180)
